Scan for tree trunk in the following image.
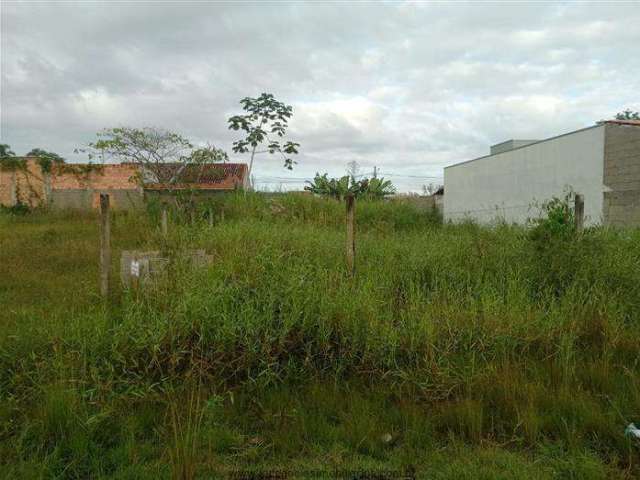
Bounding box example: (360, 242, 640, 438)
(248, 145, 257, 190)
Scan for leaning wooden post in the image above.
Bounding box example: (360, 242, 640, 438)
(345, 194, 356, 277)
(161, 205, 168, 237)
(574, 193, 584, 232)
(99, 193, 111, 299)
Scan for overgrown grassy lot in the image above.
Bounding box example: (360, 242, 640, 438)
(1, 193, 640, 478)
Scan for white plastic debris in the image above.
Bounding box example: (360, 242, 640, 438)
(625, 423, 640, 439)
(380, 433, 393, 444)
(131, 260, 140, 277)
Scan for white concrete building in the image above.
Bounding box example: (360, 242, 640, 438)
(444, 120, 640, 226)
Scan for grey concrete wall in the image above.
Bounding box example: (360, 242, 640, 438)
(490, 139, 539, 155)
(50, 189, 143, 210)
(445, 125, 606, 225)
(393, 195, 443, 214)
(603, 124, 640, 227)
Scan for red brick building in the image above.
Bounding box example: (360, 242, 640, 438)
(0, 158, 249, 210)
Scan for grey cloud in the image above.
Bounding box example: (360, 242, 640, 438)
(1, 2, 639, 192)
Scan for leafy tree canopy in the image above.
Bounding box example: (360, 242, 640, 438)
(26, 148, 65, 161)
(0, 144, 20, 171)
(305, 173, 396, 200)
(82, 127, 228, 186)
(228, 93, 300, 175)
(0, 144, 15, 158)
(615, 109, 640, 120)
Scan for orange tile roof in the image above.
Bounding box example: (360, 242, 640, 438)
(604, 120, 640, 126)
(144, 163, 248, 190)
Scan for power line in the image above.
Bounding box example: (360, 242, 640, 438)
(253, 171, 444, 184)
(379, 173, 443, 179)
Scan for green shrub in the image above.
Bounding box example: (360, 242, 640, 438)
(0, 202, 31, 216)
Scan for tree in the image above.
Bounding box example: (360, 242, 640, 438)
(228, 93, 300, 185)
(305, 173, 395, 200)
(0, 144, 15, 158)
(422, 182, 443, 196)
(346, 161, 360, 178)
(0, 144, 21, 173)
(615, 109, 640, 120)
(83, 127, 228, 187)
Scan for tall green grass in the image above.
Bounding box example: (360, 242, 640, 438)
(1, 192, 639, 478)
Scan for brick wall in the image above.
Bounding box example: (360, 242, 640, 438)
(50, 163, 138, 190)
(603, 124, 640, 226)
(16, 159, 47, 207)
(0, 159, 141, 209)
(0, 158, 47, 208)
(2, 158, 247, 210)
(49, 163, 141, 210)
(0, 169, 16, 206)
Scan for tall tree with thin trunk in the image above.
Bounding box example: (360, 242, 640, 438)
(228, 93, 300, 187)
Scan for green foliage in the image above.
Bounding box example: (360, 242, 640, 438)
(0, 202, 31, 215)
(82, 127, 228, 186)
(0, 144, 24, 172)
(26, 148, 66, 173)
(305, 173, 396, 199)
(1, 197, 640, 477)
(0, 144, 15, 158)
(529, 192, 576, 240)
(228, 93, 300, 171)
(0, 156, 25, 172)
(615, 109, 640, 120)
(527, 193, 583, 297)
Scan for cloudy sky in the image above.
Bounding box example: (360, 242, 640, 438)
(1, 1, 639, 192)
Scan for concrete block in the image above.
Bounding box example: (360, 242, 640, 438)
(120, 249, 211, 288)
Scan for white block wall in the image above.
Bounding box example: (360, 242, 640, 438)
(444, 125, 606, 225)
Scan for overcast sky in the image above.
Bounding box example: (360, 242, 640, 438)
(1, 1, 639, 192)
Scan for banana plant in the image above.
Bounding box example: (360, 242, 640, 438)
(305, 173, 395, 276)
(305, 173, 395, 200)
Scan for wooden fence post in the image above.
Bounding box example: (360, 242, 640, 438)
(100, 193, 111, 299)
(346, 194, 356, 276)
(161, 205, 168, 237)
(574, 193, 584, 232)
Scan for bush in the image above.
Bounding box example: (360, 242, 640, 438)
(0, 202, 31, 216)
